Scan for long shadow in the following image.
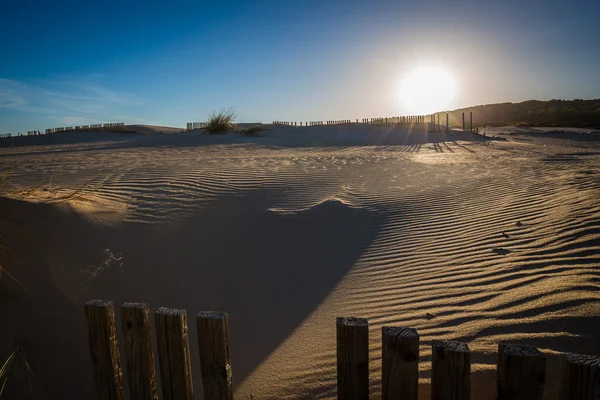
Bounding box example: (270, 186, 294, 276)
(451, 140, 476, 153)
(0, 192, 380, 398)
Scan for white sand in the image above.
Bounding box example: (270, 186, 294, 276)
(0, 125, 598, 399)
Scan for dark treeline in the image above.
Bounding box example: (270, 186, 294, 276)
(440, 99, 600, 128)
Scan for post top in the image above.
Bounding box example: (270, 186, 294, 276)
(197, 311, 228, 319)
(433, 340, 469, 353)
(85, 299, 113, 307)
(156, 307, 187, 316)
(122, 302, 148, 309)
(565, 353, 600, 367)
(337, 317, 368, 327)
(382, 326, 419, 338)
(502, 343, 543, 358)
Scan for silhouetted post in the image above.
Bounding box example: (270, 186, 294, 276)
(337, 317, 369, 399)
(155, 308, 194, 400)
(121, 303, 158, 400)
(498, 344, 545, 400)
(446, 113, 449, 131)
(382, 327, 419, 400)
(462, 113, 465, 131)
(197, 312, 233, 400)
(470, 112, 473, 131)
(431, 341, 470, 400)
(84, 300, 124, 400)
(560, 353, 600, 399)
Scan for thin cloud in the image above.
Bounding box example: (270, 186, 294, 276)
(0, 77, 146, 127)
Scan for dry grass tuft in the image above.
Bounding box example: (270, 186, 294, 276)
(0, 338, 33, 397)
(204, 108, 237, 134)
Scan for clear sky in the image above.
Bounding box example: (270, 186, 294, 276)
(1, 0, 599, 133)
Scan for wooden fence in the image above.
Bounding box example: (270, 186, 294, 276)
(84, 299, 599, 400)
(268, 116, 446, 132)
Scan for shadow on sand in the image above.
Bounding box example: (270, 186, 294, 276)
(0, 192, 380, 398)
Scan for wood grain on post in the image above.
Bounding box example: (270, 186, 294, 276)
(121, 303, 158, 400)
(382, 327, 419, 400)
(497, 343, 545, 400)
(155, 307, 194, 400)
(197, 312, 233, 400)
(560, 353, 600, 400)
(337, 317, 369, 400)
(84, 299, 124, 400)
(431, 340, 471, 400)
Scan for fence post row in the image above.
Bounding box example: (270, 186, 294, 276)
(85, 301, 599, 399)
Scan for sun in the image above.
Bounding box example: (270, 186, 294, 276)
(398, 67, 457, 115)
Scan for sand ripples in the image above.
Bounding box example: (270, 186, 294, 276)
(1, 136, 598, 399)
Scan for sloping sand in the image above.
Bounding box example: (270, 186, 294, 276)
(0, 125, 598, 399)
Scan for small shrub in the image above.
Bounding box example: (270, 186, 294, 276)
(204, 108, 237, 134)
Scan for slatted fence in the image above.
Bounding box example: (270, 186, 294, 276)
(84, 300, 599, 399)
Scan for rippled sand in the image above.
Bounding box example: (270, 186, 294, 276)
(0, 125, 598, 399)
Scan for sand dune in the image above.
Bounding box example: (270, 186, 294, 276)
(0, 125, 598, 399)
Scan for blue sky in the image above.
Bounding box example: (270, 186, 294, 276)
(1, 0, 599, 133)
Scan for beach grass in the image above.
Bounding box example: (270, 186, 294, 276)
(205, 108, 237, 134)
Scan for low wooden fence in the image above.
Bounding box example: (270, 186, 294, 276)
(84, 299, 598, 400)
(269, 116, 445, 132)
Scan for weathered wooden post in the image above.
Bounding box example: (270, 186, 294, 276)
(84, 300, 124, 400)
(155, 308, 194, 400)
(470, 112, 473, 131)
(121, 303, 158, 400)
(446, 113, 449, 131)
(462, 113, 465, 131)
(431, 340, 470, 400)
(337, 317, 369, 399)
(560, 353, 600, 399)
(497, 344, 546, 400)
(382, 327, 419, 400)
(197, 312, 233, 400)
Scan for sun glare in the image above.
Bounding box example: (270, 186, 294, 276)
(398, 67, 457, 115)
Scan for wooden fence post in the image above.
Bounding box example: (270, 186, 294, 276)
(431, 340, 470, 400)
(497, 343, 545, 400)
(470, 112, 473, 131)
(446, 113, 449, 131)
(197, 312, 233, 400)
(155, 308, 194, 400)
(84, 300, 124, 400)
(382, 327, 419, 400)
(560, 353, 600, 400)
(337, 317, 369, 400)
(121, 303, 158, 400)
(462, 113, 465, 131)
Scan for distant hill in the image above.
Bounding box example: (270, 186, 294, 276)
(439, 99, 600, 128)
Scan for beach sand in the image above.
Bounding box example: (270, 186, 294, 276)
(0, 125, 598, 399)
